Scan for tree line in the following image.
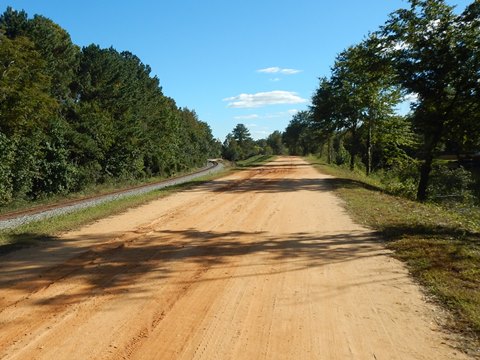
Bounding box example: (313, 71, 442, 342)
(0, 7, 221, 205)
(221, 124, 285, 161)
(284, 0, 480, 201)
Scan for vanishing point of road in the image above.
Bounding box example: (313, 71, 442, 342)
(0, 157, 467, 359)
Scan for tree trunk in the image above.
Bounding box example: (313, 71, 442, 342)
(416, 123, 443, 202)
(417, 152, 433, 201)
(366, 123, 372, 176)
(349, 125, 357, 171)
(327, 136, 333, 164)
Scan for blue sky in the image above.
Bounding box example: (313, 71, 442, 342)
(3, 0, 472, 140)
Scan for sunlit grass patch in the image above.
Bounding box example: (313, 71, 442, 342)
(307, 155, 480, 354)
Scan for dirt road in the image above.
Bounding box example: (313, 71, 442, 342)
(0, 157, 468, 359)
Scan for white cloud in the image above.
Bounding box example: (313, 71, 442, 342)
(257, 67, 302, 75)
(223, 91, 307, 108)
(270, 77, 281, 82)
(404, 92, 419, 103)
(280, 68, 302, 75)
(250, 129, 272, 140)
(258, 67, 281, 73)
(263, 109, 300, 119)
(234, 114, 260, 120)
(234, 109, 299, 122)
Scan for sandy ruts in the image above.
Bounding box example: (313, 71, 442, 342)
(0, 157, 468, 359)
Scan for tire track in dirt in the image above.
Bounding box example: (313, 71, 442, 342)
(0, 167, 262, 312)
(0, 165, 287, 360)
(0, 157, 470, 360)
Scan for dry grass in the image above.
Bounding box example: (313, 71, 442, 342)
(307, 156, 480, 355)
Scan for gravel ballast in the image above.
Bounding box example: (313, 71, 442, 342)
(0, 161, 224, 231)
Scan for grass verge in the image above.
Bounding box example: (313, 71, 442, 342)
(0, 154, 271, 253)
(235, 154, 275, 168)
(306, 155, 480, 355)
(0, 164, 216, 216)
(0, 168, 230, 254)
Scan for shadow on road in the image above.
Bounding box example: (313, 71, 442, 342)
(188, 176, 383, 194)
(0, 227, 386, 308)
(1, 156, 456, 309)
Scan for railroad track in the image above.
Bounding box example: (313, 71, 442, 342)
(0, 161, 223, 230)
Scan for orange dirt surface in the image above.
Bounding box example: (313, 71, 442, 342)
(0, 157, 469, 359)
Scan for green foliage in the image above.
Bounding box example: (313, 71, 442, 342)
(32, 118, 78, 197)
(0, 34, 57, 136)
(232, 123, 251, 144)
(222, 134, 240, 161)
(222, 124, 258, 161)
(266, 131, 285, 155)
(380, 161, 420, 199)
(27, 15, 80, 100)
(332, 136, 350, 166)
(0, 6, 28, 38)
(283, 111, 320, 156)
(372, 115, 417, 168)
(428, 165, 475, 203)
(304, 0, 479, 204)
(0, 7, 218, 206)
(283, 112, 307, 155)
(380, 0, 480, 200)
(0, 133, 14, 203)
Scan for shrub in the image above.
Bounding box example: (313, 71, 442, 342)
(0, 134, 15, 204)
(428, 164, 475, 203)
(381, 161, 419, 199)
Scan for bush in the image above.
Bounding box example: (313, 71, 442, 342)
(428, 164, 475, 203)
(333, 137, 350, 166)
(380, 161, 419, 199)
(0, 134, 15, 204)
